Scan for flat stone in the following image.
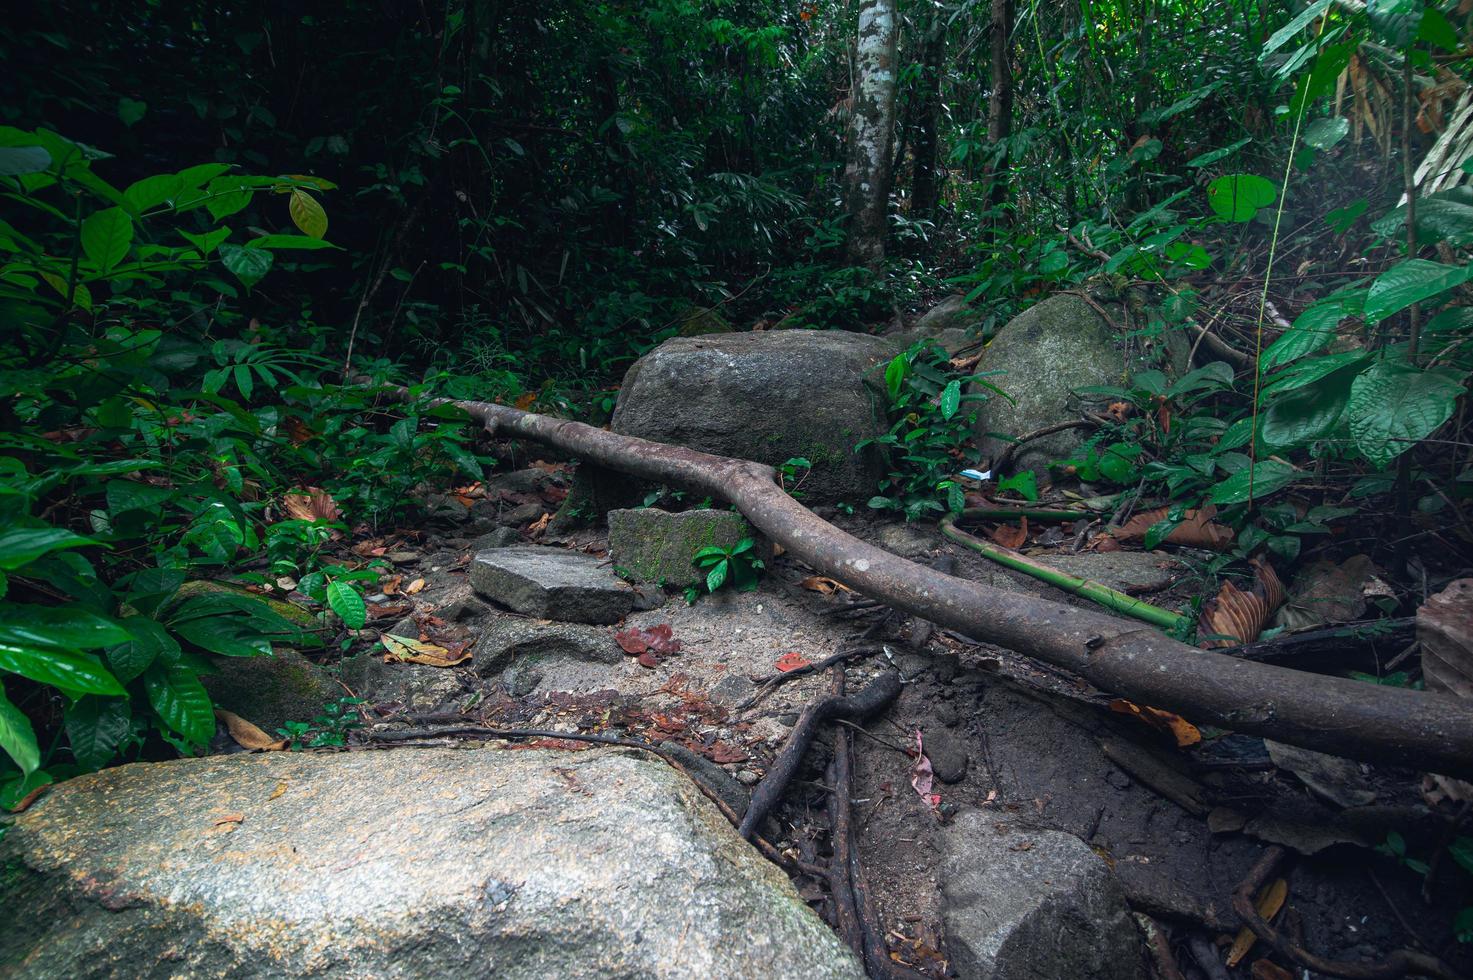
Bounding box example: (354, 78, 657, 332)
(1, 748, 864, 979)
(609, 508, 767, 587)
(470, 527, 524, 550)
(474, 617, 619, 678)
(941, 809, 1146, 980)
(338, 654, 466, 711)
(1033, 552, 1184, 594)
(470, 547, 633, 624)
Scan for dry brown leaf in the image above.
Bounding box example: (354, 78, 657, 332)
(214, 812, 245, 826)
(281, 486, 342, 524)
(1274, 555, 1379, 630)
(1251, 959, 1294, 980)
(381, 573, 403, 595)
(989, 517, 1028, 550)
(527, 512, 551, 537)
(1111, 505, 1234, 550)
(799, 575, 854, 596)
(1108, 700, 1202, 747)
(381, 632, 472, 667)
(9, 784, 49, 813)
(405, 578, 426, 595)
(268, 781, 289, 801)
(1419, 579, 1473, 802)
(281, 415, 317, 445)
(1200, 559, 1286, 648)
(214, 709, 288, 751)
(514, 391, 538, 410)
(1226, 877, 1287, 966)
(949, 352, 982, 372)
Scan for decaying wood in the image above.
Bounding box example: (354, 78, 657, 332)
(373, 387, 1473, 781)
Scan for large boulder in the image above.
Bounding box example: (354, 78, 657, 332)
(887, 294, 988, 355)
(610, 331, 895, 504)
(202, 648, 340, 733)
(940, 809, 1146, 980)
(974, 294, 1123, 474)
(1, 748, 865, 979)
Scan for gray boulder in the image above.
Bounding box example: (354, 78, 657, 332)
(1, 748, 864, 979)
(974, 294, 1123, 474)
(941, 809, 1146, 980)
(475, 617, 623, 695)
(888, 294, 987, 354)
(609, 507, 767, 587)
(610, 331, 895, 504)
(338, 654, 466, 711)
(470, 547, 633, 624)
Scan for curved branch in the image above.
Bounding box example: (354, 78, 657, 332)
(373, 385, 1473, 781)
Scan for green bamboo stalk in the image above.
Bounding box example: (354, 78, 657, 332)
(939, 512, 1191, 633)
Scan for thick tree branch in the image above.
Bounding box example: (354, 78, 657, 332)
(373, 385, 1473, 780)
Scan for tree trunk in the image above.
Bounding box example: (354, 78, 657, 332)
(910, 16, 947, 221)
(376, 384, 1473, 782)
(984, 0, 1015, 214)
(843, 0, 899, 270)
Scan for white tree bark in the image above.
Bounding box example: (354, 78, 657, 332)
(843, 0, 899, 270)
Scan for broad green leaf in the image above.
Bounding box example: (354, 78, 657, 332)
(0, 604, 130, 650)
(940, 380, 961, 420)
(108, 616, 179, 683)
(179, 226, 231, 257)
(1206, 174, 1276, 222)
(117, 97, 147, 128)
(1326, 199, 1367, 234)
(0, 681, 40, 774)
(1260, 290, 1366, 369)
(204, 176, 254, 220)
(0, 644, 126, 696)
(1261, 362, 1358, 448)
(1417, 9, 1460, 49)
(288, 188, 328, 239)
(1186, 138, 1251, 169)
(143, 661, 215, 746)
(80, 207, 133, 273)
(0, 146, 52, 176)
(65, 696, 133, 771)
(122, 174, 183, 214)
(1425, 307, 1473, 335)
(175, 163, 232, 190)
(1262, 350, 1370, 395)
(1366, 0, 1422, 47)
(1208, 460, 1296, 505)
(1260, 0, 1332, 58)
(244, 234, 340, 250)
(1303, 117, 1348, 150)
(327, 581, 367, 629)
(169, 613, 275, 658)
(706, 559, 728, 593)
(0, 527, 100, 570)
(1364, 259, 1473, 324)
(1348, 360, 1466, 468)
(219, 243, 274, 289)
(884, 353, 908, 401)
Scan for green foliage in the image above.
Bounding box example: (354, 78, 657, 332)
(686, 538, 765, 603)
(276, 697, 364, 750)
(861, 341, 999, 521)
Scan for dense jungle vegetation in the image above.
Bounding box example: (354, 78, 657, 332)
(0, 0, 1470, 835)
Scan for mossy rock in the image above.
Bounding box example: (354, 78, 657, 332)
(608, 508, 769, 587)
(202, 649, 339, 732)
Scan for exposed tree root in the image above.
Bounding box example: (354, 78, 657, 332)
(372, 386, 1473, 781)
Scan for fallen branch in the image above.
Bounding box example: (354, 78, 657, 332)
(739, 671, 902, 839)
(370, 385, 1473, 780)
(738, 641, 889, 711)
(989, 418, 1098, 474)
(1222, 617, 1416, 664)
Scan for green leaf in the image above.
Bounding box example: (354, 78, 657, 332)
(179, 226, 231, 257)
(1261, 0, 1332, 58)
(1261, 362, 1358, 448)
(1448, 836, 1473, 875)
(117, 97, 147, 128)
(1186, 138, 1251, 169)
(939, 380, 961, 420)
(65, 696, 133, 771)
(0, 527, 100, 570)
(0, 681, 40, 775)
(1206, 174, 1277, 222)
(203, 176, 254, 220)
(108, 616, 178, 683)
(1303, 117, 1349, 150)
(0, 604, 130, 650)
(0, 145, 52, 176)
(219, 243, 273, 289)
(706, 559, 729, 593)
(996, 471, 1038, 502)
(288, 188, 328, 239)
(1366, 0, 1422, 47)
(143, 661, 215, 746)
(1208, 460, 1297, 505)
(1098, 443, 1143, 484)
(1348, 360, 1466, 468)
(1326, 199, 1368, 234)
(884, 354, 908, 402)
(244, 234, 340, 250)
(80, 207, 133, 273)
(1261, 290, 1366, 370)
(0, 645, 125, 696)
(122, 174, 183, 214)
(1364, 260, 1473, 324)
(327, 581, 366, 629)
(1417, 8, 1460, 49)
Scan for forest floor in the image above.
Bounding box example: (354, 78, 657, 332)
(315, 463, 1471, 980)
